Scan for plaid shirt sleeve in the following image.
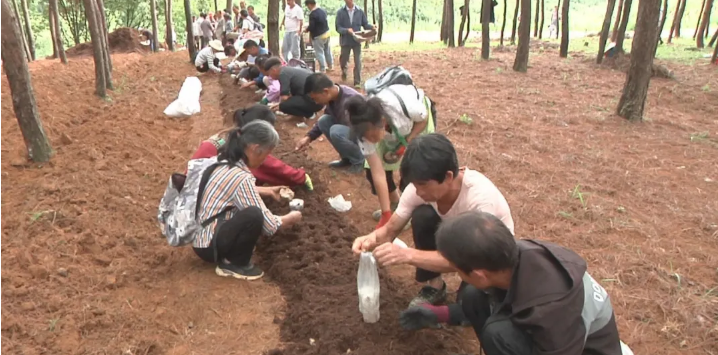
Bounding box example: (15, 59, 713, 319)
(232, 175, 282, 236)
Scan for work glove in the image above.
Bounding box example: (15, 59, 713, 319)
(399, 306, 441, 331)
(375, 211, 392, 230)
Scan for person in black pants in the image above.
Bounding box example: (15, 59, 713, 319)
(263, 57, 323, 118)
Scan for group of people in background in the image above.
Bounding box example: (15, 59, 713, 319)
(192, 1, 264, 50)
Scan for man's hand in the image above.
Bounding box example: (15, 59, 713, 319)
(240, 81, 254, 89)
(351, 234, 377, 255)
(266, 186, 285, 201)
(347, 28, 354, 34)
(373, 242, 411, 266)
(295, 136, 311, 151)
(281, 211, 302, 226)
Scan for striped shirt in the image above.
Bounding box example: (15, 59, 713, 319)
(194, 160, 282, 248)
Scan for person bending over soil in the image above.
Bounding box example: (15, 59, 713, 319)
(344, 84, 435, 227)
(194, 121, 303, 280)
(296, 73, 365, 174)
(351, 133, 514, 308)
(195, 40, 230, 73)
(263, 57, 323, 119)
(403, 211, 623, 355)
(190, 105, 313, 190)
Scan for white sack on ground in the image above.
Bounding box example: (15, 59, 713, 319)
(164, 76, 202, 118)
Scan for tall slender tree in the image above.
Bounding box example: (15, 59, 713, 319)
(657, 0, 668, 46)
(712, 29, 718, 63)
(49, 0, 67, 64)
(559, 0, 569, 57)
(226, 0, 232, 11)
(481, 0, 491, 57)
(267, 0, 280, 56)
(1, 0, 53, 162)
(611, 0, 624, 41)
(510, 0, 519, 43)
(675, 0, 687, 36)
(539, 0, 545, 38)
(597, 0, 616, 63)
(458, 1, 470, 46)
(696, 0, 713, 47)
(614, 0, 633, 52)
(709, 26, 718, 46)
(20, 0, 35, 60)
(694, 0, 706, 38)
(166, 0, 175, 50)
(617, 0, 661, 121)
(500, 0, 508, 45)
(49, 10, 58, 58)
(667, 0, 681, 42)
(95, 0, 112, 77)
(83, 0, 108, 97)
(410, 0, 418, 43)
(377, 0, 384, 42)
(184, 0, 197, 62)
(513, 0, 531, 72)
(533, 0, 540, 36)
(11, 0, 32, 61)
(150, 0, 160, 52)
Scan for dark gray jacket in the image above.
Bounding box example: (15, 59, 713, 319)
(335, 5, 372, 47)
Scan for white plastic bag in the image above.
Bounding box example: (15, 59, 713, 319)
(328, 194, 352, 212)
(164, 77, 202, 118)
(357, 252, 380, 323)
(620, 341, 634, 355)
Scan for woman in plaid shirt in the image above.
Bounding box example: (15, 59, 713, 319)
(194, 121, 302, 280)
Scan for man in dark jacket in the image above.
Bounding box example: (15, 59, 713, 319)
(305, 0, 333, 73)
(402, 211, 624, 355)
(264, 57, 323, 119)
(335, 0, 374, 87)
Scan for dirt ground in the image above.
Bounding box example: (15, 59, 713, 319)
(2, 45, 717, 355)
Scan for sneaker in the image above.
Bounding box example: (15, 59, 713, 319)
(372, 202, 399, 221)
(304, 173, 314, 191)
(215, 262, 264, 281)
(409, 283, 447, 307)
(345, 164, 364, 175)
(328, 159, 351, 169)
(354, 83, 362, 90)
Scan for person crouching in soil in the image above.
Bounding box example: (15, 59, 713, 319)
(194, 121, 303, 280)
(194, 40, 230, 73)
(351, 134, 514, 310)
(344, 84, 435, 228)
(190, 104, 314, 190)
(407, 211, 624, 355)
(263, 57, 323, 119)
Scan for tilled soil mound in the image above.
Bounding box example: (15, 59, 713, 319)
(219, 76, 463, 354)
(66, 27, 149, 57)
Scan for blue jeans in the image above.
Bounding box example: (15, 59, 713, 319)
(316, 114, 364, 166)
(312, 35, 333, 72)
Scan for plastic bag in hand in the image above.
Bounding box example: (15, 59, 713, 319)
(357, 252, 380, 323)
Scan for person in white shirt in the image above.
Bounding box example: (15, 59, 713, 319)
(195, 40, 227, 73)
(280, 0, 304, 61)
(345, 84, 436, 227)
(240, 9, 255, 33)
(192, 15, 202, 49)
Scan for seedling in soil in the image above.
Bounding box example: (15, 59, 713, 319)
(459, 114, 473, 125)
(669, 261, 682, 289)
(701, 84, 711, 92)
(690, 132, 709, 142)
(48, 318, 59, 331)
(571, 184, 588, 209)
(557, 211, 574, 219)
(28, 210, 51, 223)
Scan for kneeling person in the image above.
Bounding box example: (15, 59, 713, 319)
(423, 211, 622, 355)
(263, 57, 323, 119)
(195, 40, 231, 73)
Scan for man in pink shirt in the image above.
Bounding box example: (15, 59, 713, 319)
(352, 133, 514, 323)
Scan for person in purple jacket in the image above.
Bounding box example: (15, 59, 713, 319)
(295, 73, 365, 174)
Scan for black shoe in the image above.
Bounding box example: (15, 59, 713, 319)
(409, 283, 447, 307)
(345, 164, 364, 174)
(328, 159, 351, 169)
(215, 262, 264, 281)
(341, 71, 348, 82)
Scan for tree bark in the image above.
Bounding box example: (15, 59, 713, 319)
(458, 2, 470, 46)
(441, 0, 455, 46)
(513, 0, 531, 72)
(49, 10, 58, 58)
(267, 0, 280, 56)
(184, 0, 197, 62)
(694, 0, 706, 39)
(441, 0, 448, 41)
(712, 30, 718, 63)
(617, 0, 661, 121)
(371, 0, 376, 24)
(1, 0, 53, 162)
(378, 0, 384, 42)
(611, 0, 624, 41)
(500, 0, 508, 45)
(533, 0, 539, 36)
(709, 26, 718, 46)
(597, 0, 617, 63)
(410, 0, 418, 43)
(480, 0, 490, 56)
(11, 0, 32, 61)
(166, 0, 175, 50)
(226, 0, 232, 11)
(657, 0, 668, 45)
(150, 0, 160, 52)
(675, 0, 687, 36)
(667, 0, 681, 42)
(50, 0, 68, 64)
(83, 0, 107, 97)
(559, 0, 569, 57)
(615, 0, 632, 52)
(539, 0, 545, 38)
(95, 0, 113, 80)
(510, 0, 519, 43)
(556, 0, 560, 38)
(465, 8, 471, 43)
(20, 0, 35, 60)
(696, 0, 713, 47)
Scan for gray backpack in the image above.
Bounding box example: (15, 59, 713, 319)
(364, 66, 414, 96)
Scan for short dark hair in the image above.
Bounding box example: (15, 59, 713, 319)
(255, 55, 270, 69)
(345, 95, 386, 138)
(240, 9, 248, 17)
(200, 12, 207, 18)
(303, 73, 334, 94)
(243, 40, 259, 49)
(305, 0, 316, 4)
(224, 45, 236, 56)
(233, 104, 277, 127)
(247, 5, 254, 10)
(400, 133, 459, 184)
(436, 211, 518, 274)
(263, 57, 283, 72)
(247, 66, 261, 80)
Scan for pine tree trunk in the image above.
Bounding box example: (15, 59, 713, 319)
(611, 0, 624, 41)
(712, 30, 718, 63)
(49, 0, 67, 64)
(675, 0, 687, 36)
(694, 0, 706, 39)
(597, 0, 617, 63)
(372, 0, 376, 24)
(20, 0, 35, 60)
(667, 0, 681, 42)
(465, 9, 471, 43)
(49, 11, 58, 58)
(510, 0, 519, 43)
(458, 2, 468, 46)
(267, 0, 280, 56)
(709, 26, 718, 46)
(696, 0, 713, 47)
(617, 0, 661, 121)
(481, 0, 490, 56)
(441, 0, 448, 41)
(533, 0, 539, 36)
(83, 0, 107, 97)
(657, 0, 668, 45)
(500, 0, 508, 45)
(559, 0, 569, 56)
(410, 0, 418, 43)
(226, 0, 231, 11)
(378, 0, 384, 42)
(615, 0, 633, 52)
(184, 0, 197, 62)
(166, 0, 175, 50)
(1, 0, 53, 162)
(11, 0, 32, 61)
(513, 0, 531, 72)
(150, 0, 160, 52)
(556, 0, 560, 39)
(95, 0, 113, 83)
(539, 0, 545, 38)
